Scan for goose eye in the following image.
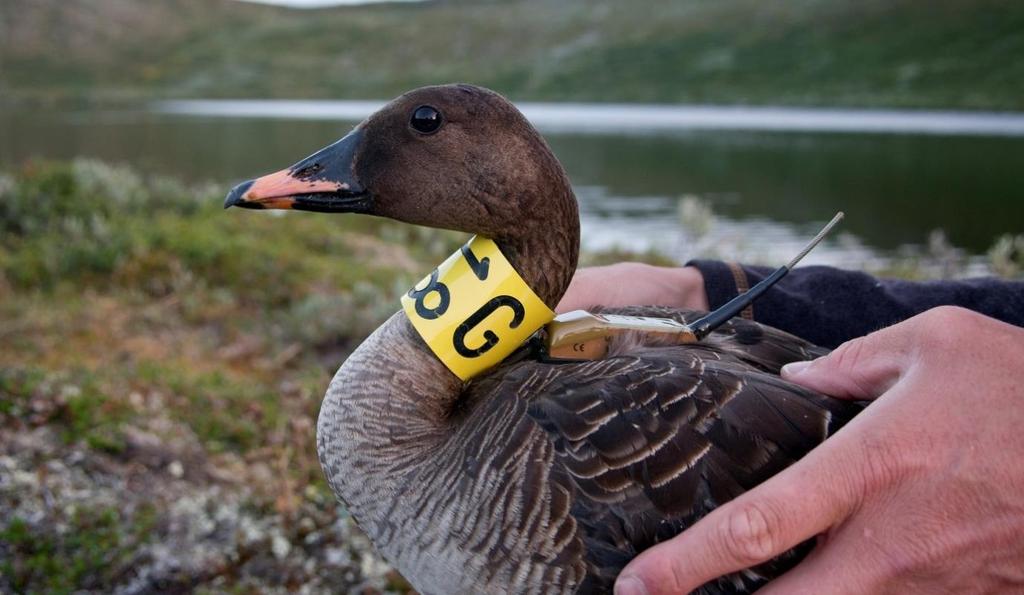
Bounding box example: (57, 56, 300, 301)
(410, 105, 443, 134)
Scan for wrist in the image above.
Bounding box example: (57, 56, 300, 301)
(655, 265, 709, 311)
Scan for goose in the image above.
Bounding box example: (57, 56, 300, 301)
(224, 84, 862, 594)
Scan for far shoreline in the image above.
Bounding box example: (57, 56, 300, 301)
(153, 99, 1024, 138)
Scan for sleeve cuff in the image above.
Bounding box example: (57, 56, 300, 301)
(686, 259, 746, 313)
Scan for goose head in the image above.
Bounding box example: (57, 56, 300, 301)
(225, 84, 580, 306)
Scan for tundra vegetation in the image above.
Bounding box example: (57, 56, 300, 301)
(0, 160, 674, 593)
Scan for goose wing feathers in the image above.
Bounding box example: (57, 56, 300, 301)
(520, 308, 862, 592)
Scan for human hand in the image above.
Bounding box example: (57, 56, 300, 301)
(556, 263, 709, 314)
(615, 306, 1024, 595)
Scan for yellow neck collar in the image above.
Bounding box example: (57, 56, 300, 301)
(401, 236, 555, 381)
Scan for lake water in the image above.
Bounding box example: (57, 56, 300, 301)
(3, 101, 1023, 271)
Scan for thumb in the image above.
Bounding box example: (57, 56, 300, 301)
(781, 322, 914, 400)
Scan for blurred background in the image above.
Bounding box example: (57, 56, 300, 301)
(1, 0, 1022, 593)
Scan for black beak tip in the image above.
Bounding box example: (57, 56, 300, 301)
(224, 180, 255, 209)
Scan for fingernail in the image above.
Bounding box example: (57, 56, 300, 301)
(781, 360, 811, 378)
(614, 576, 649, 595)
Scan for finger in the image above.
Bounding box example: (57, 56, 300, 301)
(615, 434, 861, 595)
(780, 320, 916, 400)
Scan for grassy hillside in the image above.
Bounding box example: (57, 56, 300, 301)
(2, 0, 1023, 109)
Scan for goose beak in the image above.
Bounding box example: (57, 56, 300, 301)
(224, 129, 371, 213)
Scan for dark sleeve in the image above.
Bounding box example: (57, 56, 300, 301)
(687, 259, 1024, 348)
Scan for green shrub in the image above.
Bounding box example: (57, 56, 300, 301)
(0, 160, 437, 309)
(989, 234, 1024, 278)
(0, 160, 216, 290)
(1, 506, 150, 594)
(0, 366, 129, 454)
